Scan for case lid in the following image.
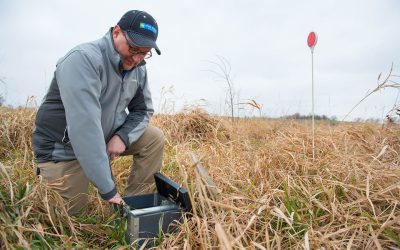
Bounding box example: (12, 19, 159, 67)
(154, 173, 192, 212)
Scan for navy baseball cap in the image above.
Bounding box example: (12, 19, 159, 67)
(118, 10, 161, 55)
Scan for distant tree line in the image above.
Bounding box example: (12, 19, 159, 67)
(280, 112, 337, 122)
(280, 113, 386, 123)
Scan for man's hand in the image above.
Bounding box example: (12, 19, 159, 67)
(107, 192, 125, 205)
(106, 135, 126, 160)
(109, 192, 130, 216)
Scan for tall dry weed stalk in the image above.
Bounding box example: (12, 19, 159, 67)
(205, 56, 237, 123)
(344, 63, 400, 121)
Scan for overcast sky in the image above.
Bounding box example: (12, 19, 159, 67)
(1, 0, 399, 120)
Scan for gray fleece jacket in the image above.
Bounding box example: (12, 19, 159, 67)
(32, 28, 154, 200)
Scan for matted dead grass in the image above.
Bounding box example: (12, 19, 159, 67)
(1, 107, 399, 249)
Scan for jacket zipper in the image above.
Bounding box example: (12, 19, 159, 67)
(111, 72, 125, 135)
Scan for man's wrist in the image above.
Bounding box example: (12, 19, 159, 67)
(100, 186, 117, 200)
(115, 131, 129, 148)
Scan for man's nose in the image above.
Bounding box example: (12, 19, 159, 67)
(131, 53, 145, 62)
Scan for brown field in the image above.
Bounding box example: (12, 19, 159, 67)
(0, 107, 399, 249)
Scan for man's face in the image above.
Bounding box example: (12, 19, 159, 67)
(112, 26, 152, 70)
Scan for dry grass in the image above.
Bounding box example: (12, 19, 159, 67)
(1, 107, 399, 249)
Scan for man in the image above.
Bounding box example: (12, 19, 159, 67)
(32, 10, 164, 214)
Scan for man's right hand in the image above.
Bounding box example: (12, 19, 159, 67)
(107, 135, 126, 160)
(107, 192, 125, 205)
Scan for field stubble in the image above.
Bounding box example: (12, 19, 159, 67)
(0, 107, 399, 249)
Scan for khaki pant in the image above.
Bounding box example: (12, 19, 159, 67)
(37, 125, 164, 214)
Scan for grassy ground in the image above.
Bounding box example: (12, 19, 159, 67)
(1, 107, 399, 249)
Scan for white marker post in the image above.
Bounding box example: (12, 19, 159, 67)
(307, 32, 317, 160)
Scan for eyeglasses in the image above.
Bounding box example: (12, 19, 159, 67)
(121, 31, 152, 59)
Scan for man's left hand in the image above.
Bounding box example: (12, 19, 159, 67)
(107, 135, 126, 160)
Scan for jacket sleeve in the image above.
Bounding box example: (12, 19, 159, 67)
(56, 50, 117, 200)
(115, 67, 154, 147)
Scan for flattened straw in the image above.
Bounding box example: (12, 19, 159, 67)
(345, 181, 400, 207)
(346, 229, 357, 250)
(179, 160, 197, 217)
(304, 231, 310, 250)
(13, 229, 31, 250)
(275, 234, 282, 250)
(0, 163, 13, 205)
(43, 188, 60, 236)
(270, 207, 293, 230)
(233, 214, 257, 243)
(265, 224, 271, 250)
(251, 241, 267, 250)
(190, 152, 220, 199)
(368, 225, 383, 250)
(366, 172, 377, 218)
(322, 222, 369, 239)
(195, 172, 214, 215)
(138, 239, 149, 250)
(373, 145, 388, 162)
(215, 223, 233, 250)
(203, 218, 212, 249)
(378, 202, 398, 233)
(207, 199, 246, 213)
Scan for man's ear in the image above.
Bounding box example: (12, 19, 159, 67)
(112, 25, 121, 39)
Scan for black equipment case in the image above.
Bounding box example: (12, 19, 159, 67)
(123, 173, 192, 246)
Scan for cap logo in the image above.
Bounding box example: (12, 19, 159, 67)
(139, 22, 157, 34)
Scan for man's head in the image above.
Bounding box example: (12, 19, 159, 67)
(112, 10, 160, 70)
